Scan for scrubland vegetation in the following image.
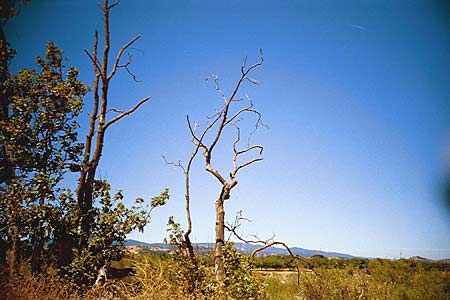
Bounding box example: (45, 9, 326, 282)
(1, 248, 449, 300)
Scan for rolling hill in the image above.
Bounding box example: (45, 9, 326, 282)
(125, 239, 355, 258)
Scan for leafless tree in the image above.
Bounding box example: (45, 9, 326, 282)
(76, 0, 150, 249)
(185, 51, 265, 280)
(162, 153, 197, 263)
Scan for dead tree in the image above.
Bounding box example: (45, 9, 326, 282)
(186, 51, 265, 280)
(76, 0, 150, 249)
(162, 149, 198, 263)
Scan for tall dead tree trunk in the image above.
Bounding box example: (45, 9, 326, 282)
(162, 135, 201, 264)
(76, 0, 150, 249)
(214, 186, 229, 279)
(182, 154, 197, 262)
(186, 51, 265, 280)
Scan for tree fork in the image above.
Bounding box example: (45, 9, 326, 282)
(76, 0, 150, 249)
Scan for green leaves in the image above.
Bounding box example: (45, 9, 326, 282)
(151, 188, 170, 208)
(63, 181, 170, 285)
(0, 41, 88, 277)
(1, 41, 88, 182)
(222, 243, 266, 299)
(165, 215, 184, 247)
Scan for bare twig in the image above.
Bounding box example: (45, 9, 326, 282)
(161, 155, 186, 173)
(84, 49, 102, 76)
(105, 108, 125, 114)
(108, 0, 121, 9)
(108, 34, 142, 80)
(209, 74, 227, 103)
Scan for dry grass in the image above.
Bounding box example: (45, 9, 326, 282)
(1, 266, 80, 300)
(2, 257, 449, 300)
(261, 266, 450, 300)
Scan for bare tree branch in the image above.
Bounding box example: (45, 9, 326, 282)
(224, 106, 257, 126)
(230, 123, 264, 179)
(104, 96, 150, 129)
(108, 0, 121, 9)
(210, 74, 227, 103)
(105, 108, 125, 114)
(237, 145, 264, 156)
(108, 34, 141, 80)
(232, 158, 263, 177)
(97, 2, 105, 12)
(83, 49, 102, 77)
(111, 52, 143, 82)
(246, 77, 262, 85)
(241, 54, 248, 75)
(161, 155, 186, 173)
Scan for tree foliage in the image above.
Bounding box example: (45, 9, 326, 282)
(0, 42, 87, 273)
(66, 181, 169, 286)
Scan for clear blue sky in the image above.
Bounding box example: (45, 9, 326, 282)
(6, 0, 450, 259)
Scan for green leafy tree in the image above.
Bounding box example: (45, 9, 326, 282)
(0, 42, 88, 273)
(66, 182, 169, 286)
(0, 0, 30, 270)
(221, 243, 266, 299)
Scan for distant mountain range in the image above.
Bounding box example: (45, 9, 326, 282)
(125, 239, 355, 258)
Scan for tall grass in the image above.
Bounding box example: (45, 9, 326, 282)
(263, 261, 450, 300)
(2, 257, 449, 300)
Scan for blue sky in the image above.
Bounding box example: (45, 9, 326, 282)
(5, 0, 450, 259)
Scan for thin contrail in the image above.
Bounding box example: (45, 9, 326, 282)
(349, 24, 367, 31)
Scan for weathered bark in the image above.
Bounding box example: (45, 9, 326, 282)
(214, 196, 226, 279)
(76, 29, 99, 249)
(76, 1, 109, 249)
(76, 0, 150, 249)
(7, 217, 19, 275)
(214, 183, 233, 280)
(182, 177, 196, 262)
(182, 145, 200, 263)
